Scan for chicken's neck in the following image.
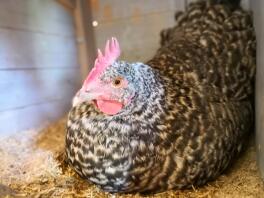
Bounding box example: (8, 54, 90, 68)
(114, 64, 166, 125)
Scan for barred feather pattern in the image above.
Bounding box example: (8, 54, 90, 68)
(66, 0, 255, 193)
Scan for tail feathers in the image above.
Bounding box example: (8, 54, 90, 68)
(159, 0, 243, 46)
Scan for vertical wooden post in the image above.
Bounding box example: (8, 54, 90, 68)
(74, 0, 97, 81)
(251, 0, 264, 181)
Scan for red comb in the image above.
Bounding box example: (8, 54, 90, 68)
(83, 37, 121, 89)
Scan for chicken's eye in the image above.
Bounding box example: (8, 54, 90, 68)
(112, 77, 123, 88)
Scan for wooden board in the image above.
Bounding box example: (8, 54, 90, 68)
(0, 0, 80, 135)
(0, 0, 75, 37)
(0, 99, 71, 136)
(0, 28, 78, 69)
(94, 11, 176, 62)
(91, 0, 185, 23)
(91, 0, 186, 62)
(0, 68, 80, 112)
(74, 0, 97, 80)
(251, 0, 264, 179)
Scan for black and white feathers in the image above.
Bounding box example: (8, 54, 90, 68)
(66, 0, 255, 193)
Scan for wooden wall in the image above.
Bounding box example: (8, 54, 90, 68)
(0, 0, 80, 136)
(90, 0, 250, 63)
(90, 0, 185, 62)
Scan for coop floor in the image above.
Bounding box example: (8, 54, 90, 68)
(0, 118, 263, 198)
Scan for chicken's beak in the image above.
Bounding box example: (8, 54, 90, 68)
(72, 82, 108, 107)
(72, 89, 94, 107)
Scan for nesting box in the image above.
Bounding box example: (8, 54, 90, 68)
(0, 1, 263, 197)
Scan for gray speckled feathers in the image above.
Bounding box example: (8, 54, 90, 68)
(66, 0, 255, 193)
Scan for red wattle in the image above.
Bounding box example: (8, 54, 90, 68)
(96, 99, 123, 115)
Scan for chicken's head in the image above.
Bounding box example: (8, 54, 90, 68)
(73, 37, 139, 116)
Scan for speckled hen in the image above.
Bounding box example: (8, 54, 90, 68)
(66, 0, 256, 193)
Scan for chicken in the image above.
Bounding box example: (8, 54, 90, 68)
(65, 0, 255, 193)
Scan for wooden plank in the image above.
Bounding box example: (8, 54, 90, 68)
(0, 28, 78, 69)
(0, 0, 75, 37)
(91, 0, 185, 23)
(94, 11, 176, 62)
(0, 0, 80, 136)
(0, 68, 80, 112)
(251, 0, 264, 179)
(122, 43, 161, 63)
(0, 99, 71, 136)
(74, 0, 96, 81)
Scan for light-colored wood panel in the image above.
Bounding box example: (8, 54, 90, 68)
(122, 44, 160, 63)
(0, 99, 71, 136)
(91, 0, 185, 23)
(0, 68, 80, 112)
(0, 0, 75, 37)
(251, 0, 264, 178)
(0, 28, 78, 69)
(0, 0, 80, 136)
(94, 11, 176, 62)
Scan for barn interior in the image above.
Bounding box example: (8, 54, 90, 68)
(0, 0, 263, 197)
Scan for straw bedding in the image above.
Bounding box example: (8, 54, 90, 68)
(0, 118, 263, 198)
